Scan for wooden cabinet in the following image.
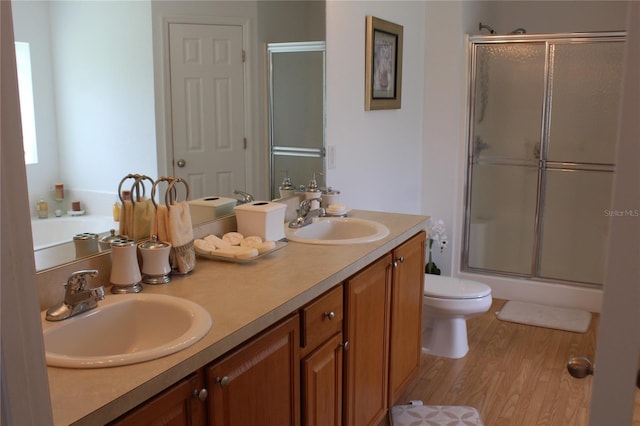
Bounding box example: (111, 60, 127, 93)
(300, 285, 344, 426)
(302, 332, 344, 426)
(206, 314, 300, 426)
(343, 253, 393, 426)
(388, 231, 426, 405)
(108, 231, 425, 426)
(343, 231, 425, 425)
(109, 370, 207, 426)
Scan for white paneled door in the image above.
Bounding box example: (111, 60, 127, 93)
(169, 23, 246, 199)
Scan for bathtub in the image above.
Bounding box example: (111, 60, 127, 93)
(457, 270, 603, 313)
(31, 215, 117, 251)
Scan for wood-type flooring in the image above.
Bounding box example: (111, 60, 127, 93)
(384, 298, 640, 426)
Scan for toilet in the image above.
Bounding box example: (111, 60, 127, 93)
(422, 274, 492, 359)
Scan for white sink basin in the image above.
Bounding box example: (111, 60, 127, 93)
(285, 217, 390, 245)
(41, 293, 211, 368)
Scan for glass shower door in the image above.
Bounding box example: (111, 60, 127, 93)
(267, 42, 326, 199)
(538, 41, 623, 284)
(466, 42, 547, 275)
(465, 34, 625, 287)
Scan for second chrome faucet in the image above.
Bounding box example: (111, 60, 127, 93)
(289, 198, 325, 229)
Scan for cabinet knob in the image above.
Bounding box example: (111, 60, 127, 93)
(341, 341, 349, 351)
(192, 388, 208, 401)
(393, 256, 405, 268)
(324, 311, 335, 320)
(216, 376, 230, 387)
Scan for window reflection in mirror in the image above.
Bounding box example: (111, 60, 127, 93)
(15, 41, 38, 165)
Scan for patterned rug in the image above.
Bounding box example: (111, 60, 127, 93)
(390, 404, 483, 425)
(496, 300, 591, 333)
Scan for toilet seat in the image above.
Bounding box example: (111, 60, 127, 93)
(424, 275, 491, 300)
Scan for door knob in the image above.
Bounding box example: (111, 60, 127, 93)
(568, 355, 640, 389)
(567, 355, 594, 379)
(176, 159, 186, 167)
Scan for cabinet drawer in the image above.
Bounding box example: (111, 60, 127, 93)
(300, 285, 343, 356)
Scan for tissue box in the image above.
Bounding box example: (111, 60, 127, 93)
(234, 201, 286, 241)
(188, 196, 237, 224)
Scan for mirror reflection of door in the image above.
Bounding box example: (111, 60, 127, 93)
(268, 42, 326, 199)
(169, 23, 246, 200)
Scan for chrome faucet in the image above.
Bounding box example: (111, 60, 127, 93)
(233, 190, 255, 204)
(289, 198, 325, 228)
(45, 270, 106, 321)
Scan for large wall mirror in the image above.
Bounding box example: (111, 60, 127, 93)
(12, 0, 325, 271)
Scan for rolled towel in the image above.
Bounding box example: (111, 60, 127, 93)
(327, 203, 348, 216)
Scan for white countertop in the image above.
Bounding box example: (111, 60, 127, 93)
(45, 210, 428, 425)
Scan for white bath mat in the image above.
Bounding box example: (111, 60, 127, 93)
(496, 300, 591, 333)
(390, 404, 483, 425)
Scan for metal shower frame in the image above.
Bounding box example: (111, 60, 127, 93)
(461, 31, 626, 288)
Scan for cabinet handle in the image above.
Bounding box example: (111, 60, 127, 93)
(216, 376, 230, 387)
(324, 311, 335, 320)
(393, 256, 405, 268)
(192, 388, 208, 401)
(341, 341, 349, 351)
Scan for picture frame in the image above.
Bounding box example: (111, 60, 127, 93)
(365, 16, 403, 111)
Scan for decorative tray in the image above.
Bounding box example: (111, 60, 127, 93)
(196, 240, 287, 264)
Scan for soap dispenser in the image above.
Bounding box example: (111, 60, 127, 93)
(305, 173, 322, 210)
(110, 238, 142, 294)
(278, 171, 296, 199)
(138, 235, 172, 284)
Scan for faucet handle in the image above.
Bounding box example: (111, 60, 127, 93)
(66, 269, 99, 292)
(299, 197, 322, 212)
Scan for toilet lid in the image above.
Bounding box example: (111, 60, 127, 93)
(424, 275, 491, 299)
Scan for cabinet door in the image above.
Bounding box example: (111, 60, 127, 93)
(207, 314, 300, 426)
(343, 253, 392, 426)
(302, 332, 343, 426)
(109, 370, 206, 426)
(388, 231, 426, 405)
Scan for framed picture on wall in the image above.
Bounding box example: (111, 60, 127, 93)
(365, 16, 403, 110)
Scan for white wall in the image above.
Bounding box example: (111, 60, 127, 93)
(325, 1, 426, 215)
(14, 1, 157, 216)
(422, 1, 466, 276)
(52, 1, 156, 201)
(326, 1, 628, 310)
(13, 1, 61, 216)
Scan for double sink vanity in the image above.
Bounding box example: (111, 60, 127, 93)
(41, 210, 428, 425)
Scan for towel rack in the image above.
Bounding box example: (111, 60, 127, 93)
(151, 177, 190, 209)
(118, 173, 154, 204)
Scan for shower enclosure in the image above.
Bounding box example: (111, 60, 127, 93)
(463, 32, 625, 287)
(267, 41, 326, 199)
